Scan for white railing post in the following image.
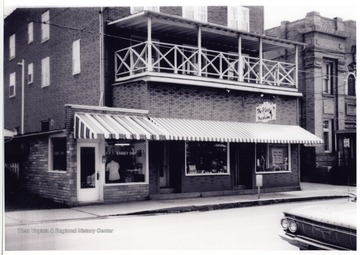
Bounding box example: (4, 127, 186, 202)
(219, 53, 223, 79)
(295, 45, 299, 88)
(259, 38, 263, 84)
(198, 26, 202, 76)
(147, 17, 153, 72)
(238, 36, 243, 82)
(174, 45, 178, 74)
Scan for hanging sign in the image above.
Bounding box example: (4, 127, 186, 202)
(256, 102, 276, 122)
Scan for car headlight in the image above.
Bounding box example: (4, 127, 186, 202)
(288, 220, 298, 233)
(281, 218, 289, 230)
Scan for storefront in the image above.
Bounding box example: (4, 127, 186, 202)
(72, 108, 322, 204)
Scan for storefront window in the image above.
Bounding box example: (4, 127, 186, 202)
(50, 137, 67, 171)
(256, 144, 290, 173)
(186, 141, 229, 175)
(105, 140, 146, 184)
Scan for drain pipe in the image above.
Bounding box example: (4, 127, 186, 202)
(17, 59, 25, 134)
(99, 7, 105, 106)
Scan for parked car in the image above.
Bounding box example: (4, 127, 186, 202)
(279, 195, 356, 250)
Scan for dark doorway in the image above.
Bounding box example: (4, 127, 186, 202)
(232, 143, 254, 189)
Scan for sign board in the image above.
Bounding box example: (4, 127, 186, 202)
(344, 138, 350, 148)
(256, 102, 276, 122)
(256, 174, 263, 187)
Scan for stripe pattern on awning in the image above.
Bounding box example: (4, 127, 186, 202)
(74, 113, 168, 140)
(74, 113, 323, 145)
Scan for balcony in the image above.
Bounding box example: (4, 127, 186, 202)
(115, 41, 297, 88)
(109, 10, 304, 94)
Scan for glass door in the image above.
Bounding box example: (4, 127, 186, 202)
(77, 144, 100, 202)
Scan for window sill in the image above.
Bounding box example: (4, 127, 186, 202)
(48, 170, 67, 173)
(104, 182, 148, 186)
(185, 172, 230, 177)
(255, 170, 291, 174)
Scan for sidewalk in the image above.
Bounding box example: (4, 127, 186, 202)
(4, 182, 356, 226)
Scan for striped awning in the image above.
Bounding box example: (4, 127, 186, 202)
(74, 113, 323, 145)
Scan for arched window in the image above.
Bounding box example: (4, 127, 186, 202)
(347, 73, 356, 96)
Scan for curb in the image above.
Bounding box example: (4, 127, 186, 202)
(113, 194, 350, 216)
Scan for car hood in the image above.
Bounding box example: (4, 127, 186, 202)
(284, 201, 357, 230)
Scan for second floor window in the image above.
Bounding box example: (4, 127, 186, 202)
(9, 34, 15, 60)
(130, 6, 159, 14)
(322, 61, 335, 94)
(72, 39, 81, 75)
(41, 57, 50, 87)
(28, 22, 34, 43)
(228, 6, 249, 32)
(182, 6, 207, 22)
(28, 63, 34, 84)
(9, 72, 16, 98)
(41, 10, 50, 42)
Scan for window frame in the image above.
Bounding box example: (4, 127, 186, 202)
(28, 22, 34, 44)
(41, 56, 50, 87)
(104, 139, 148, 185)
(255, 144, 291, 174)
(41, 10, 50, 43)
(182, 6, 208, 22)
(9, 72, 16, 98)
(185, 141, 230, 176)
(9, 34, 15, 60)
(28, 63, 34, 84)
(322, 61, 336, 95)
(72, 39, 81, 75)
(323, 120, 333, 153)
(48, 135, 67, 172)
(227, 6, 250, 32)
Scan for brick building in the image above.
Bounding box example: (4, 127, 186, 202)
(4, 6, 322, 206)
(266, 11, 357, 185)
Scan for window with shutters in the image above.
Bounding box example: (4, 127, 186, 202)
(41, 10, 50, 42)
(182, 6, 207, 22)
(130, 6, 159, 14)
(41, 57, 50, 87)
(72, 39, 81, 75)
(227, 6, 249, 32)
(9, 72, 16, 98)
(28, 63, 34, 84)
(9, 34, 15, 60)
(28, 22, 34, 43)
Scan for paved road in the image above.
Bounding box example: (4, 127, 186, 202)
(5, 198, 350, 251)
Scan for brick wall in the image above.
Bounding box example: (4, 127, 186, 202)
(103, 184, 149, 203)
(182, 175, 232, 193)
(4, 8, 101, 134)
(21, 134, 75, 205)
(113, 82, 298, 125)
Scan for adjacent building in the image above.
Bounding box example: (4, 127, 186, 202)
(266, 11, 356, 185)
(4, 6, 322, 206)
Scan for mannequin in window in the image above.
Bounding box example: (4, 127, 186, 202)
(106, 157, 121, 183)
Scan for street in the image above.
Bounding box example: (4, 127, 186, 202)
(5, 198, 349, 251)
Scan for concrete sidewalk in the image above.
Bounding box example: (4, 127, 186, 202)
(4, 182, 356, 226)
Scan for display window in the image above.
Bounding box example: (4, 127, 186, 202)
(105, 140, 147, 184)
(186, 141, 229, 175)
(256, 144, 290, 173)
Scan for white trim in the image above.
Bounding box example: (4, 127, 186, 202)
(41, 56, 50, 87)
(66, 104, 149, 114)
(114, 73, 303, 97)
(27, 63, 34, 84)
(72, 39, 81, 75)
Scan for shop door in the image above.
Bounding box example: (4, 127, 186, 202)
(159, 142, 169, 188)
(77, 144, 100, 202)
(234, 143, 253, 188)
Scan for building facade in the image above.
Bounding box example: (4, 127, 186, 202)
(4, 6, 322, 206)
(266, 11, 356, 185)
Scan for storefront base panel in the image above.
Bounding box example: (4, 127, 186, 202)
(103, 184, 150, 203)
(182, 175, 232, 193)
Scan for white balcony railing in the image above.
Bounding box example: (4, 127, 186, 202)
(115, 41, 297, 87)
